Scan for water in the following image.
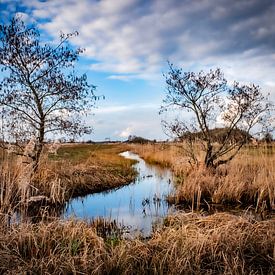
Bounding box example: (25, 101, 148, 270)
(64, 151, 175, 235)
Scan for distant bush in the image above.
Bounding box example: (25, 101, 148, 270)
(179, 127, 252, 144)
(261, 132, 273, 143)
(127, 135, 154, 144)
(86, 140, 95, 144)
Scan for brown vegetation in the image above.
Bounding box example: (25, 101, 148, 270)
(35, 143, 137, 201)
(0, 142, 274, 274)
(0, 143, 137, 219)
(130, 143, 275, 210)
(0, 212, 273, 274)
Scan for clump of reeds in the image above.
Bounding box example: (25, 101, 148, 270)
(0, 213, 273, 274)
(108, 213, 274, 274)
(131, 143, 275, 210)
(173, 152, 275, 210)
(0, 219, 106, 274)
(0, 140, 37, 222)
(145, 212, 275, 274)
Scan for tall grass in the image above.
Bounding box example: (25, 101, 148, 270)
(0, 143, 137, 222)
(130, 143, 275, 210)
(0, 151, 35, 221)
(0, 212, 273, 274)
(0, 143, 274, 273)
(37, 143, 137, 200)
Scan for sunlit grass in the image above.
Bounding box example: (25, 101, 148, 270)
(0, 143, 137, 219)
(0, 212, 273, 274)
(0, 142, 274, 274)
(130, 143, 275, 210)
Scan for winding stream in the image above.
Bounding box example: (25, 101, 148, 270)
(64, 151, 175, 235)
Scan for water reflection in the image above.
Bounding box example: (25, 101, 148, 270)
(64, 151, 175, 235)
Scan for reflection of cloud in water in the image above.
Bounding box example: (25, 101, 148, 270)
(64, 151, 175, 235)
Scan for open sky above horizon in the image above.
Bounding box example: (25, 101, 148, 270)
(1, 0, 275, 141)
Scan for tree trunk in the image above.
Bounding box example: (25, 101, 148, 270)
(204, 143, 215, 168)
(34, 121, 45, 171)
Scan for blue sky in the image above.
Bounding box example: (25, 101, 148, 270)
(1, 0, 275, 141)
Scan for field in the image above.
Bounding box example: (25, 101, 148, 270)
(130, 143, 275, 212)
(0, 142, 274, 274)
(0, 143, 137, 219)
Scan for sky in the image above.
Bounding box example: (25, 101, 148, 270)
(1, 0, 275, 141)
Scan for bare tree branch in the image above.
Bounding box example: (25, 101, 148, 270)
(161, 63, 273, 169)
(0, 16, 97, 170)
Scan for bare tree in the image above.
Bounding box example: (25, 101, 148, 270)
(0, 17, 97, 169)
(161, 63, 273, 169)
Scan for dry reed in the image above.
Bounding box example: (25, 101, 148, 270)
(0, 143, 137, 222)
(0, 143, 274, 274)
(130, 143, 275, 210)
(0, 212, 273, 274)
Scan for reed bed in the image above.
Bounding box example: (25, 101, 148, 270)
(0, 143, 137, 220)
(0, 212, 273, 274)
(34, 143, 137, 201)
(0, 143, 274, 274)
(130, 143, 275, 210)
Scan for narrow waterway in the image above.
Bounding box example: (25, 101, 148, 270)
(64, 151, 175, 235)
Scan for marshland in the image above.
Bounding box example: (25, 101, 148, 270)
(0, 141, 274, 274)
(1, 7, 275, 275)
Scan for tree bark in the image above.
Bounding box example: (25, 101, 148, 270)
(34, 120, 45, 171)
(204, 143, 215, 168)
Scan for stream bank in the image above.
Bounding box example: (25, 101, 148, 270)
(64, 151, 176, 235)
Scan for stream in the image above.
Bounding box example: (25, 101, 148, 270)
(64, 151, 175, 235)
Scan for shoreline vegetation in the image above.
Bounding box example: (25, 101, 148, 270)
(0, 142, 274, 274)
(38, 143, 137, 201)
(0, 143, 137, 210)
(0, 212, 273, 274)
(130, 143, 275, 212)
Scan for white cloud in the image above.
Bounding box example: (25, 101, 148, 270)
(20, 0, 275, 88)
(119, 127, 132, 138)
(87, 103, 165, 141)
(93, 105, 131, 114)
(2, 0, 275, 141)
(15, 12, 31, 22)
(93, 103, 158, 114)
(107, 74, 137, 81)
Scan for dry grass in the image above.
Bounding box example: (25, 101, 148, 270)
(0, 219, 106, 274)
(34, 143, 137, 201)
(147, 212, 274, 274)
(0, 142, 274, 274)
(130, 143, 275, 210)
(0, 143, 137, 220)
(0, 152, 36, 220)
(0, 212, 273, 274)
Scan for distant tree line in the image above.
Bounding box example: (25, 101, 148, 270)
(127, 135, 156, 144)
(178, 127, 252, 144)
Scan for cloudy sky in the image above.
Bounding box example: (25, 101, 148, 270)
(1, 0, 275, 141)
